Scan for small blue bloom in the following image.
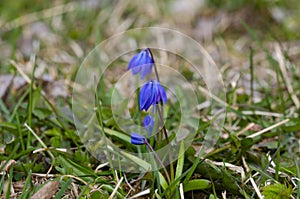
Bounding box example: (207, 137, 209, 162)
(143, 115, 154, 135)
(130, 132, 146, 145)
(127, 49, 154, 79)
(139, 80, 167, 111)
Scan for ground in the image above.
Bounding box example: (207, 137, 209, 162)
(0, 0, 299, 198)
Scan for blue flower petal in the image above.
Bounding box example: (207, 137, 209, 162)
(140, 63, 153, 79)
(130, 132, 146, 145)
(127, 49, 154, 79)
(127, 53, 139, 70)
(131, 65, 141, 75)
(139, 80, 168, 111)
(139, 82, 152, 110)
(143, 115, 154, 135)
(157, 83, 167, 104)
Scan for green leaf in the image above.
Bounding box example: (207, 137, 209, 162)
(155, 192, 163, 199)
(44, 128, 62, 137)
(90, 190, 104, 199)
(5, 166, 14, 199)
(0, 122, 17, 130)
(19, 170, 32, 199)
(262, 183, 292, 199)
(195, 161, 222, 180)
(50, 136, 62, 148)
(282, 118, 300, 132)
(175, 141, 184, 183)
(209, 194, 219, 199)
(101, 184, 123, 199)
(56, 156, 95, 182)
(183, 179, 211, 192)
(230, 134, 241, 154)
(221, 168, 243, 195)
(120, 151, 151, 171)
(241, 138, 254, 151)
(158, 172, 168, 190)
(53, 178, 72, 199)
(32, 107, 52, 120)
(104, 128, 130, 143)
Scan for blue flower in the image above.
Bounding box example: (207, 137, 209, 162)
(143, 115, 154, 135)
(127, 49, 154, 79)
(139, 80, 167, 111)
(130, 132, 146, 145)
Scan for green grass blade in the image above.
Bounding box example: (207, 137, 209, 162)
(103, 127, 130, 143)
(158, 171, 168, 190)
(120, 151, 151, 171)
(56, 156, 95, 181)
(27, 56, 37, 148)
(20, 170, 32, 199)
(295, 158, 300, 198)
(53, 178, 72, 199)
(175, 141, 184, 183)
(5, 166, 14, 199)
(0, 175, 4, 197)
(183, 179, 211, 192)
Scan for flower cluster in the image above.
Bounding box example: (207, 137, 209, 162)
(127, 49, 167, 145)
(126, 49, 173, 184)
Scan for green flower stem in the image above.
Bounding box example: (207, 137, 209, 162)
(147, 48, 169, 143)
(144, 139, 171, 184)
(147, 48, 174, 181)
(147, 48, 160, 82)
(95, 77, 117, 180)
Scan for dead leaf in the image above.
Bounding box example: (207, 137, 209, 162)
(31, 181, 59, 199)
(46, 80, 68, 98)
(0, 75, 13, 99)
(2, 179, 16, 199)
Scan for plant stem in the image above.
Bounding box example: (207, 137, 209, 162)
(147, 48, 174, 181)
(147, 48, 160, 82)
(94, 76, 117, 180)
(144, 139, 171, 184)
(147, 48, 169, 143)
(27, 56, 36, 149)
(249, 47, 254, 103)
